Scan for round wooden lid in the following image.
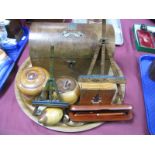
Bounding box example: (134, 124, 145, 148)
(56, 76, 77, 93)
(16, 66, 50, 96)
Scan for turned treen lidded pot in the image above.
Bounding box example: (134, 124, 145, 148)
(56, 76, 80, 104)
(16, 66, 50, 97)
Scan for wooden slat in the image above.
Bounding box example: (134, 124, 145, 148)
(101, 19, 106, 75)
(106, 50, 124, 77)
(101, 43, 106, 74)
(79, 75, 126, 84)
(78, 82, 115, 90)
(87, 44, 101, 75)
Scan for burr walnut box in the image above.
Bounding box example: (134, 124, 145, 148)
(29, 22, 113, 78)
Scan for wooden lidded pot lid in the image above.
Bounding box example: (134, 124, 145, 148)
(56, 76, 77, 93)
(16, 66, 50, 96)
(56, 76, 80, 104)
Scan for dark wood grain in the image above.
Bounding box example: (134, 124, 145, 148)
(69, 104, 133, 122)
(79, 90, 116, 105)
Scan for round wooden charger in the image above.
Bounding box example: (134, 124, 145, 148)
(15, 57, 103, 133)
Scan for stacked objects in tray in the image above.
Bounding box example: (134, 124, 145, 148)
(133, 24, 155, 53)
(0, 27, 29, 91)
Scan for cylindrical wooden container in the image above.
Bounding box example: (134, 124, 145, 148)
(16, 66, 50, 102)
(56, 76, 80, 104)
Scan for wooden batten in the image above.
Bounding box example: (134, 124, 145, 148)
(78, 82, 116, 90)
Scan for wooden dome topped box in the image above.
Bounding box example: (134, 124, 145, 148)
(29, 22, 114, 78)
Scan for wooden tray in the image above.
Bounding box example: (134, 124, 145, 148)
(15, 57, 103, 132)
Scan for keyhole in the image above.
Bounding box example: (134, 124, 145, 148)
(67, 60, 76, 68)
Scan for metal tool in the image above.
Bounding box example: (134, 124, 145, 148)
(32, 46, 70, 116)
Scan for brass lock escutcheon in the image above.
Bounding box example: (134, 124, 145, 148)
(66, 60, 76, 68)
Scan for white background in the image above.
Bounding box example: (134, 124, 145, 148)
(0, 0, 155, 155)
